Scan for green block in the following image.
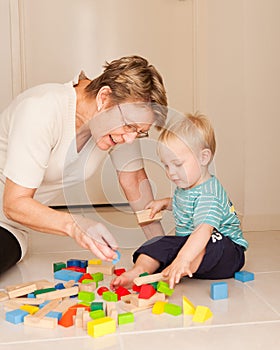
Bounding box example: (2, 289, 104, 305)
(79, 301, 91, 307)
(149, 282, 158, 289)
(82, 279, 96, 285)
(34, 288, 56, 296)
(53, 262, 66, 272)
(91, 272, 104, 283)
(89, 309, 105, 320)
(118, 312, 134, 325)
(164, 303, 182, 316)
(157, 281, 174, 296)
(102, 291, 118, 302)
(78, 291, 95, 302)
(90, 302, 103, 311)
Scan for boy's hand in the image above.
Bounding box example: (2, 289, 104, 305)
(145, 198, 171, 218)
(162, 255, 193, 289)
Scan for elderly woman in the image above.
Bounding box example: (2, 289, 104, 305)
(0, 55, 168, 274)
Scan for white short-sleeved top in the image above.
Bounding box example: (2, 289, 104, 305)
(0, 74, 144, 259)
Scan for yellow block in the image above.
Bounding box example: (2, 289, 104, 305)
(87, 317, 116, 338)
(192, 305, 213, 323)
(152, 301, 167, 315)
(182, 296, 195, 315)
(88, 259, 102, 265)
(20, 305, 39, 315)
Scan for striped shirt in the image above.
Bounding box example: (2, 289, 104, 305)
(172, 175, 248, 249)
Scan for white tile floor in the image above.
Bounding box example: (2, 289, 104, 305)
(0, 208, 279, 350)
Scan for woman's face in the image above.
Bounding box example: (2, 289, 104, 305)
(89, 102, 155, 150)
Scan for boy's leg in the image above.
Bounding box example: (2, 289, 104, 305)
(0, 227, 22, 275)
(110, 254, 160, 289)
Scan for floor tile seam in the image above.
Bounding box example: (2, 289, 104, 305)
(1, 319, 280, 345)
(245, 284, 280, 317)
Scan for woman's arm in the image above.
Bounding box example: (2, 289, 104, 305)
(118, 168, 165, 239)
(3, 178, 118, 260)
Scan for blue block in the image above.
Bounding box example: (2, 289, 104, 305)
(46, 311, 62, 320)
(54, 269, 83, 282)
(210, 282, 228, 300)
(55, 283, 65, 290)
(234, 270, 255, 282)
(6, 309, 29, 324)
(27, 293, 35, 298)
(67, 259, 81, 268)
(112, 250, 121, 265)
(79, 260, 88, 268)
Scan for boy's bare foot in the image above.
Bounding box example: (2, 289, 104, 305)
(110, 269, 140, 290)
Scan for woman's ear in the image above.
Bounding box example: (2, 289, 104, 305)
(96, 86, 112, 111)
(200, 148, 212, 166)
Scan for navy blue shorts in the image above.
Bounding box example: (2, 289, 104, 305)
(133, 232, 245, 280)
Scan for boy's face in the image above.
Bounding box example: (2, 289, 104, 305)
(158, 137, 203, 189)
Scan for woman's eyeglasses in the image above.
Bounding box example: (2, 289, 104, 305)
(117, 104, 149, 138)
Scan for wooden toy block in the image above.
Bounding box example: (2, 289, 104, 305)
(87, 264, 115, 275)
(34, 287, 56, 296)
(82, 310, 91, 330)
(4, 300, 25, 311)
(30, 299, 61, 322)
(79, 282, 97, 292)
(75, 307, 84, 328)
(87, 316, 116, 338)
(97, 286, 109, 296)
(152, 301, 167, 315)
(0, 291, 9, 302)
(210, 282, 228, 300)
(115, 286, 131, 300)
(164, 303, 182, 316)
(20, 305, 39, 315)
(119, 301, 152, 313)
(54, 269, 83, 282)
(192, 305, 213, 323)
(121, 293, 139, 306)
(69, 303, 91, 312)
(64, 266, 86, 273)
(182, 296, 196, 315)
(90, 302, 103, 311)
(90, 309, 106, 320)
(64, 280, 76, 288)
(78, 291, 95, 303)
(24, 314, 58, 328)
(53, 262, 66, 272)
(112, 250, 121, 265)
(45, 310, 62, 320)
(88, 259, 102, 265)
(67, 259, 82, 268)
(132, 284, 141, 293)
(138, 284, 156, 299)
(6, 280, 53, 292)
(137, 292, 166, 307)
(135, 209, 162, 224)
(106, 302, 118, 322)
(102, 291, 118, 302)
(79, 273, 93, 283)
(7, 283, 37, 299)
(134, 272, 164, 286)
(157, 281, 174, 296)
(35, 280, 56, 289)
(58, 308, 76, 327)
(234, 270, 255, 282)
(8, 297, 45, 305)
(114, 268, 126, 276)
(91, 272, 104, 282)
(52, 298, 77, 313)
(6, 309, 29, 324)
(36, 286, 79, 300)
(118, 312, 134, 325)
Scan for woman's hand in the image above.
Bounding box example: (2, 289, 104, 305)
(69, 215, 119, 261)
(145, 198, 172, 218)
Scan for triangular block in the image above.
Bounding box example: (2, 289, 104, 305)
(192, 305, 213, 323)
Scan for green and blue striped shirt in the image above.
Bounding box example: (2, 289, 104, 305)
(173, 175, 248, 249)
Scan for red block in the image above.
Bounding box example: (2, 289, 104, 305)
(63, 267, 86, 273)
(78, 273, 93, 283)
(58, 308, 76, 327)
(138, 284, 156, 299)
(114, 268, 126, 276)
(97, 286, 109, 296)
(69, 304, 91, 312)
(115, 286, 131, 300)
(132, 284, 141, 293)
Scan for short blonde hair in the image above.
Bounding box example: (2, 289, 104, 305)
(159, 112, 216, 160)
(85, 55, 168, 129)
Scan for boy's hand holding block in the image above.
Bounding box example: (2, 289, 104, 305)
(135, 209, 162, 224)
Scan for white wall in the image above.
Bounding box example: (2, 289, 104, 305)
(1, 0, 280, 231)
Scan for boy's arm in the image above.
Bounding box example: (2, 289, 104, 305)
(163, 223, 213, 288)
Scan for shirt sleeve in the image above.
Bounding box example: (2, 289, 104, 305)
(4, 96, 59, 188)
(193, 194, 223, 230)
(109, 139, 144, 172)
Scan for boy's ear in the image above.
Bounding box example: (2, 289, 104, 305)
(200, 148, 212, 166)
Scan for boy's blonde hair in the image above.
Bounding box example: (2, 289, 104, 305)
(85, 55, 167, 129)
(159, 112, 216, 161)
